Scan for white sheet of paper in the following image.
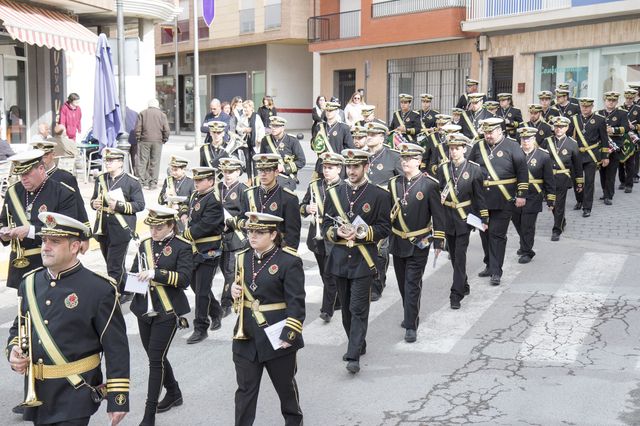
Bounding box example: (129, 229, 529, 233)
(124, 273, 148, 295)
(107, 188, 126, 203)
(352, 215, 367, 227)
(223, 208, 232, 221)
(466, 213, 485, 232)
(264, 319, 287, 350)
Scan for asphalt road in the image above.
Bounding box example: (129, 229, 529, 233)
(1, 135, 640, 425)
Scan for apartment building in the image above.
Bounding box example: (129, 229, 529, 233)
(155, 0, 314, 131)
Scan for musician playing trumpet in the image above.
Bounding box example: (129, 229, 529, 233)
(259, 116, 305, 191)
(6, 212, 129, 426)
(158, 155, 193, 232)
(299, 152, 345, 322)
(129, 206, 194, 425)
(230, 212, 305, 426)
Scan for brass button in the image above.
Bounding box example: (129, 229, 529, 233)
(44, 320, 49, 325)
(150, 287, 155, 291)
(50, 281, 56, 287)
(38, 358, 43, 363)
(38, 340, 42, 345)
(45, 300, 51, 306)
(348, 255, 352, 259)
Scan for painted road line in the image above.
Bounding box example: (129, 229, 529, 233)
(518, 252, 626, 363)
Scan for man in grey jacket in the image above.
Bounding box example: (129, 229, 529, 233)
(134, 98, 170, 189)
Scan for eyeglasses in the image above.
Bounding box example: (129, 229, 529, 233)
(247, 229, 271, 235)
(257, 168, 277, 174)
(353, 97, 361, 100)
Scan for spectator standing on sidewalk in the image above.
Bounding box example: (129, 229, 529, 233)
(135, 99, 170, 190)
(58, 93, 82, 141)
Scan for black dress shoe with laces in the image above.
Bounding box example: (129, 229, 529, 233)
(490, 275, 501, 286)
(346, 360, 360, 374)
(478, 267, 491, 277)
(404, 329, 417, 343)
(573, 202, 582, 210)
(186, 330, 208, 344)
(582, 210, 591, 217)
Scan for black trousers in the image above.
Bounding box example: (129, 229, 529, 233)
(446, 231, 470, 301)
(575, 161, 596, 210)
(191, 258, 221, 332)
(98, 238, 128, 293)
(233, 352, 302, 426)
(220, 249, 239, 308)
(619, 155, 636, 188)
(480, 209, 512, 277)
(599, 151, 620, 199)
(552, 176, 570, 234)
(315, 252, 339, 316)
(393, 254, 428, 330)
(138, 315, 178, 408)
(373, 237, 390, 295)
(634, 151, 640, 177)
(335, 275, 372, 361)
(36, 417, 90, 426)
(511, 209, 539, 257)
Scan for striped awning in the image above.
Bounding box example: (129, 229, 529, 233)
(0, 0, 97, 55)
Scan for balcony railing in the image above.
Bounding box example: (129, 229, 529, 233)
(466, 0, 571, 21)
(372, 0, 464, 18)
(307, 10, 361, 43)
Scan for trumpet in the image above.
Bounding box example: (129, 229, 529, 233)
(93, 185, 106, 237)
(232, 275, 248, 340)
(138, 250, 157, 317)
(17, 297, 43, 407)
(310, 189, 322, 241)
(326, 215, 368, 240)
(5, 205, 29, 268)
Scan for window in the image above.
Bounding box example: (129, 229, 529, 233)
(265, 0, 281, 30)
(240, 0, 255, 34)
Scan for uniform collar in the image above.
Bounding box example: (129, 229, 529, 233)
(261, 182, 279, 195)
(254, 244, 277, 260)
(47, 261, 82, 280)
(46, 165, 57, 176)
(198, 185, 216, 196)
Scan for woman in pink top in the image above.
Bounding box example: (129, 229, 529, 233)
(58, 93, 82, 141)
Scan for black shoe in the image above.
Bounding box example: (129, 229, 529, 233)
(404, 329, 417, 343)
(516, 249, 524, 256)
(599, 196, 605, 200)
(618, 184, 625, 190)
(551, 232, 560, 242)
(119, 293, 133, 304)
(478, 267, 491, 277)
(400, 320, 406, 328)
(625, 187, 633, 193)
(342, 346, 366, 361)
(346, 360, 360, 374)
(634, 177, 640, 183)
(370, 292, 381, 302)
(319, 312, 331, 323)
(573, 202, 582, 210)
(186, 330, 208, 344)
(582, 210, 591, 217)
(12, 404, 23, 415)
(450, 299, 461, 310)
(209, 317, 221, 331)
(518, 255, 532, 264)
(221, 306, 232, 318)
(604, 198, 612, 205)
(463, 284, 470, 296)
(157, 391, 183, 413)
(490, 275, 501, 286)
(139, 406, 156, 426)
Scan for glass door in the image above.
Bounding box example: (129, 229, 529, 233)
(3, 55, 27, 144)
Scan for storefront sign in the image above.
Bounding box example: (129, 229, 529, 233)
(50, 49, 66, 128)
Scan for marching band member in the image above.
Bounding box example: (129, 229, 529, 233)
(418, 94, 439, 134)
(6, 212, 129, 426)
(259, 116, 306, 191)
(598, 91, 631, 204)
(525, 104, 554, 146)
(460, 93, 493, 141)
(389, 94, 421, 143)
(511, 127, 555, 264)
(90, 147, 145, 304)
(538, 90, 560, 123)
(311, 101, 354, 178)
(183, 167, 225, 344)
(322, 149, 391, 374)
(456, 78, 485, 110)
(231, 212, 305, 426)
(437, 134, 488, 309)
(130, 206, 193, 425)
(355, 105, 386, 128)
(300, 152, 345, 322)
(158, 155, 193, 230)
(620, 88, 640, 191)
(388, 143, 444, 342)
(428, 121, 462, 175)
(351, 125, 368, 150)
(496, 93, 523, 138)
(200, 121, 230, 169)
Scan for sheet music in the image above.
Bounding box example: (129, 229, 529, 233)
(124, 273, 148, 295)
(264, 319, 287, 350)
(107, 188, 125, 203)
(466, 213, 485, 232)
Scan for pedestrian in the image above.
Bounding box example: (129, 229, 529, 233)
(228, 96, 244, 135)
(49, 124, 79, 159)
(240, 100, 265, 180)
(311, 96, 326, 138)
(7, 212, 130, 426)
(344, 91, 365, 127)
(231, 212, 305, 426)
(32, 123, 51, 141)
(130, 206, 193, 425)
(134, 98, 171, 190)
(201, 98, 231, 143)
(257, 96, 278, 130)
(58, 93, 82, 141)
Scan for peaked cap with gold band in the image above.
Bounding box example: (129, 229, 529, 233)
(466, 78, 479, 86)
(468, 92, 485, 103)
(420, 93, 434, 101)
(448, 133, 472, 147)
(144, 205, 178, 226)
(191, 166, 216, 180)
(551, 116, 571, 127)
(103, 147, 126, 160)
(435, 114, 452, 125)
(578, 97, 595, 106)
(323, 101, 340, 111)
(219, 157, 244, 171)
(537, 90, 553, 99)
(208, 121, 227, 132)
(397, 142, 425, 156)
(604, 91, 620, 101)
(253, 153, 281, 170)
(169, 155, 189, 168)
(360, 105, 375, 115)
(365, 121, 388, 134)
(269, 116, 287, 126)
(399, 93, 413, 102)
(29, 140, 57, 153)
(319, 152, 345, 165)
(341, 148, 371, 165)
(351, 125, 367, 138)
(9, 149, 45, 175)
(37, 212, 91, 240)
(517, 126, 538, 139)
(528, 103, 543, 112)
(244, 212, 283, 231)
(481, 117, 504, 132)
(441, 123, 462, 134)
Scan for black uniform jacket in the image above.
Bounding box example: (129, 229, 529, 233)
(158, 175, 194, 217)
(90, 172, 145, 245)
(47, 167, 89, 226)
(367, 146, 402, 185)
(456, 93, 487, 110)
(461, 108, 494, 140)
(419, 108, 439, 132)
(437, 160, 489, 235)
(388, 172, 445, 257)
(232, 246, 305, 363)
(526, 119, 554, 147)
(0, 179, 77, 288)
(242, 184, 301, 250)
(260, 133, 306, 180)
(468, 137, 529, 210)
(6, 264, 130, 423)
(542, 106, 561, 123)
(599, 107, 632, 151)
(299, 178, 341, 255)
(571, 113, 609, 164)
(322, 181, 391, 279)
(496, 106, 523, 137)
(540, 136, 584, 189)
(199, 143, 229, 169)
(312, 121, 354, 175)
(184, 186, 224, 260)
(427, 131, 450, 175)
(389, 109, 421, 142)
(519, 148, 555, 214)
(218, 180, 248, 252)
(130, 235, 193, 318)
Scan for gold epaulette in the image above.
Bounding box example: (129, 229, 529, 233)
(282, 187, 297, 196)
(21, 267, 43, 280)
(237, 247, 250, 256)
(468, 160, 480, 167)
(126, 173, 140, 180)
(60, 182, 75, 192)
(376, 184, 390, 192)
(175, 235, 191, 245)
(282, 246, 299, 257)
(244, 185, 258, 193)
(425, 174, 439, 184)
(538, 148, 549, 154)
(618, 106, 629, 112)
(90, 271, 118, 288)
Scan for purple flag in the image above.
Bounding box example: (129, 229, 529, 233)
(203, 0, 215, 27)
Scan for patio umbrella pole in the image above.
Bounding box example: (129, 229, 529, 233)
(116, 0, 131, 171)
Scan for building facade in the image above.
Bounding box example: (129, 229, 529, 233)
(155, 0, 313, 131)
(308, 0, 480, 123)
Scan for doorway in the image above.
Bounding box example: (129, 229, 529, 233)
(334, 69, 355, 108)
(212, 73, 247, 105)
(489, 56, 514, 100)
